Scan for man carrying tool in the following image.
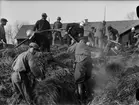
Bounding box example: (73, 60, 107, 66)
(64, 21, 85, 45)
(67, 36, 102, 104)
(52, 17, 63, 45)
(11, 42, 42, 105)
(33, 13, 52, 52)
(104, 25, 120, 53)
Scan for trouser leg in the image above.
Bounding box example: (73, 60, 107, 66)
(95, 37, 98, 47)
(52, 32, 56, 45)
(98, 38, 103, 48)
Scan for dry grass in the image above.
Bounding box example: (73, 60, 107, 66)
(0, 45, 139, 105)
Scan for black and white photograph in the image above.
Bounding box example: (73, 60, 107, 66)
(1, 0, 139, 105)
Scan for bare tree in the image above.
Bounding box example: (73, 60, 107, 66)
(5, 25, 14, 44)
(5, 21, 29, 44)
(125, 11, 138, 20)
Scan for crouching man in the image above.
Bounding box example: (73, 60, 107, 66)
(67, 36, 101, 104)
(11, 42, 42, 105)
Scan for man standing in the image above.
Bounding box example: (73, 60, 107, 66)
(11, 42, 42, 105)
(87, 27, 96, 47)
(67, 36, 101, 104)
(94, 21, 106, 49)
(64, 21, 84, 45)
(52, 17, 63, 45)
(128, 27, 137, 48)
(33, 13, 52, 52)
(0, 18, 8, 44)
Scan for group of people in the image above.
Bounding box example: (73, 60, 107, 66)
(0, 13, 134, 105)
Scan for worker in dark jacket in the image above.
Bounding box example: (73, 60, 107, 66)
(52, 17, 63, 45)
(64, 22, 84, 45)
(33, 13, 52, 52)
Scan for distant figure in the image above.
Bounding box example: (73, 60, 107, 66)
(107, 25, 119, 42)
(87, 26, 96, 47)
(128, 27, 137, 48)
(104, 25, 119, 53)
(94, 21, 106, 49)
(52, 17, 63, 45)
(0, 18, 8, 44)
(64, 21, 84, 45)
(33, 13, 52, 52)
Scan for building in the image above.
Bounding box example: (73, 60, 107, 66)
(15, 20, 139, 45)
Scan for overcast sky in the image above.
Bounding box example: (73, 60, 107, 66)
(1, 0, 139, 25)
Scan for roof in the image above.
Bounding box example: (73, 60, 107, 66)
(84, 20, 139, 35)
(15, 19, 139, 39)
(15, 23, 68, 39)
(15, 25, 34, 39)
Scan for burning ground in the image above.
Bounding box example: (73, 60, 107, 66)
(0, 45, 139, 105)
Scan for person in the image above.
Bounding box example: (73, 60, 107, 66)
(104, 25, 120, 53)
(87, 27, 96, 47)
(67, 36, 101, 104)
(64, 21, 85, 45)
(52, 17, 63, 45)
(94, 21, 106, 49)
(33, 13, 52, 52)
(0, 18, 8, 44)
(11, 42, 42, 105)
(128, 27, 137, 48)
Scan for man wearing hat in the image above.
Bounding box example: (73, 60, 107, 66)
(11, 42, 41, 105)
(52, 17, 63, 45)
(67, 36, 101, 103)
(64, 21, 84, 45)
(33, 13, 52, 52)
(0, 18, 8, 44)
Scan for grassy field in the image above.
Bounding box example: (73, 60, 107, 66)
(0, 44, 139, 105)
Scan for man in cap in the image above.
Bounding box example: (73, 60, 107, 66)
(67, 36, 101, 104)
(64, 21, 84, 45)
(0, 18, 8, 44)
(33, 13, 52, 52)
(11, 42, 41, 105)
(52, 17, 63, 45)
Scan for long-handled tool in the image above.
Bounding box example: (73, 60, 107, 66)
(14, 28, 66, 49)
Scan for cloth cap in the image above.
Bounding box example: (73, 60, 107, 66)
(42, 13, 47, 17)
(29, 42, 39, 50)
(57, 17, 61, 20)
(1, 18, 8, 22)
